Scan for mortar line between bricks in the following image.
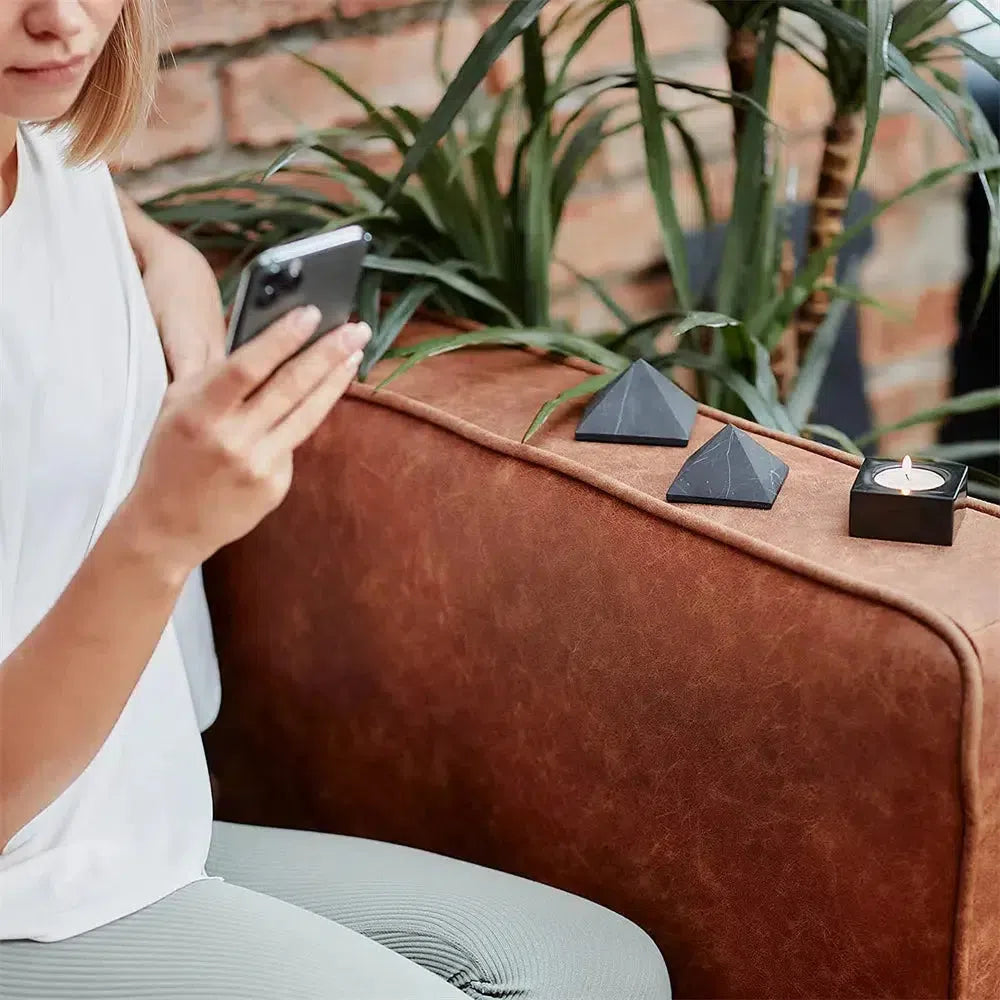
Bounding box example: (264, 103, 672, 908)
(164, 0, 457, 65)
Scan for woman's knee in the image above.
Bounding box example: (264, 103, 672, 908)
(435, 883, 671, 1000)
(549, 897, 671, 1000)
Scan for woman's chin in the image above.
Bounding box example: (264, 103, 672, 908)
(0, 81, 86, 124)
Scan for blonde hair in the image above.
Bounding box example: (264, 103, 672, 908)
(49, 0, 160, 165)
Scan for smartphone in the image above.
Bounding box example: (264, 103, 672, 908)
(225, 225, 372, 355)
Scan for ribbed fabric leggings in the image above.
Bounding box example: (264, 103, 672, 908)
(0, 820, 671, 999)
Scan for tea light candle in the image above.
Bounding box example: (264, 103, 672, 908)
(849, 456, 968, 546)
(871, 455, 946, 493)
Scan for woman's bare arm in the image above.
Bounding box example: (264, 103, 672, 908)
(116, 186, 227, 381)
(0, 501, 190, 851)
(0, 307, 370, 852)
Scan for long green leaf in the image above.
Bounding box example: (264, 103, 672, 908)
(856, 388, 1000, 448)
(307, 142, 437, 233)
(522, 373, 617, 442)
(856, 0, 894, 187)
(930, 70, 1000, 322)
(671, 312, 742, 339)
(359, 280, 437, 378)
(779, 29, 828, 77)
(559, 260, 636, 328)
(470, 145, 509, 279)
(522, 20, 548, 128)
(916, 36, 1000, 83)
(605, 311, 680, 352)
(543, 0, 597, 44)
(355, 267, 383, 354)
(141, 171, 265, 205)
(362, 254, 520, 324)
(890, 0, 955, 49)
(786, 294, 853, 426)
(822, 282, 908, 319)
(552, 0, 630, 94)
(377, 327, 628, 389)
(551, 105, 619, 229)
(147, 201, 329, 228)
(746, 154, 1000, 341)
(664, 350, 798, 432)
(355, 232, 405, 375)
(629, 0, 692, 309)
(801, 424, 866, 456)
(469, 86, 516, 280)
(962, 0, 1000, 30)
(383, 0, 549, 207)
(970, 481, 1000, 503)
(752, 336, 782, 410)
(787, 0, 964, 145)
(553, 72, 776, 121)
(523, 127, 553, 326)
(717, 10, 778, 319)
(918, 440, 1000, 462)
(389, 105, 484, 262)
(668, 110, 714, 229)
(291, 54, 397, 135)
(747, 143, 780, 327)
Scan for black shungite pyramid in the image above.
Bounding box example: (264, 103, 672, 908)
(575, 359, 697, 446)
(666, 425, 789, 509)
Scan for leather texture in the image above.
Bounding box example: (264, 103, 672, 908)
(202, 316, 1000, 999)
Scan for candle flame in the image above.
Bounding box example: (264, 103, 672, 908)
(902, 455, 912, 475)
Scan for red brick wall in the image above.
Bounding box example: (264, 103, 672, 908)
(117, 0, 971, 449)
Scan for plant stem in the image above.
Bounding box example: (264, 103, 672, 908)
(795, 110, 863, 357)
(726, 26, 759, 151)
(771, 237, 799, 400)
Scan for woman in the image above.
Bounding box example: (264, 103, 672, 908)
(0, 2, 672, 998)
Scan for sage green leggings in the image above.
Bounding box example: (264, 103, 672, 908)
(0, 820, 671, 999)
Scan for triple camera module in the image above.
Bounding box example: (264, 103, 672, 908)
(254, 258, 304, 307)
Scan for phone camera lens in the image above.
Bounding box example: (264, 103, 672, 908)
(283, 258, 304, 291)
(255, 282, 279, 307)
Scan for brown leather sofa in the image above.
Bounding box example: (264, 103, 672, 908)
(201, 317, 1000, 999)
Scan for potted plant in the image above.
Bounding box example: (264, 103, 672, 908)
(143, 0, 1000, 492)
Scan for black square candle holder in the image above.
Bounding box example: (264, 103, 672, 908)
(848, 458, 968, 546)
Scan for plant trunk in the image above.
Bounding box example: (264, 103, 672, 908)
(795, 111, 863, 357)
(771, 237, 799, 400)
(726, 26, 758, 151)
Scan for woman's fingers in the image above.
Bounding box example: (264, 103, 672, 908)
(240, 322, 371, 438)
(256, 348, 364, 462)
(202, 306, 323, 412)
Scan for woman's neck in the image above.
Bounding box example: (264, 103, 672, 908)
(0, 117, 19, 217)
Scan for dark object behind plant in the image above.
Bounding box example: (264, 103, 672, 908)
(670, 191, 875, 443)
(941, 64, 1000, 476)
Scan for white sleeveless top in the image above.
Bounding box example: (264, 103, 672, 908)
(0, 124, 222, 942)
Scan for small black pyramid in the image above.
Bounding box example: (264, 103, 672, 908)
(665, 425, 789, 509)
(575, 359, 697, 446)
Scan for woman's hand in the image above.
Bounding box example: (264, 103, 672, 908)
(120, 307, 371, 577)
(142, 233, 227, 382)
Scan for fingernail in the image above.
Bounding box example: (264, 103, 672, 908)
(341, 322, 372, 353)
(346, 349, 364, 369)
(297, 305, 321, 332)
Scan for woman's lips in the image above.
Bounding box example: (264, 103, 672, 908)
(8, 55, 89, 87)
